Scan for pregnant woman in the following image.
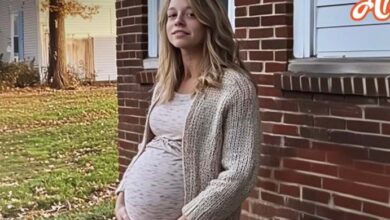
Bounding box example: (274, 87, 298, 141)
(115, 0, 261, 219)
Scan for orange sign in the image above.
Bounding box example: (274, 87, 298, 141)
(350, 0, 390, 21)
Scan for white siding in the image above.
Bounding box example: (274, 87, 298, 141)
(0, 2, 12, 62)
(65, 0, 116, 38)
(0, 0, 38, 63)
(93, 37, 117, 81)
(316, 0, 390, 58)
(23, 0, 39, 64)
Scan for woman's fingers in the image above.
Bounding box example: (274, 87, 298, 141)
(117, 206, 130, 220)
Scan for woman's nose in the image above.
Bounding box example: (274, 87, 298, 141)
(174, 13, 185, 26)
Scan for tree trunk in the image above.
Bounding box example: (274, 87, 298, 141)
(48, 0, 71, 89)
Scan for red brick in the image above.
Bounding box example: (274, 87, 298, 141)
(302, 188, 331, 204)
(279, 99, 299, 111)
(275, 170, 322, 187)
(265, 62, 287, 72)
(312, 141, 368, 161)
(252, 73, 274, 85)
(262, 39, 293, 49)
(330, 103, 363, 118)
(249, 51, 273, 61)
(347, 120, 380, 133)
(263, 0, 292, 2)
(340, 167, 390, 188)
(235, 7, 247, 17)
(241, 40, 261, 50)
(259, 155, 281, 167)
(299, 101, 329, 115)
(275, 50, 293, 61)
(235, 0, 260, 6)
(354, 160, 385, 174)
(334, 194, 362, 211)
(296, 148, 326, 162)
(248, 187, 259, 199)
(236, 17, 260, 27)
(383, 123, 390, 135)
(284, 113, 313, 126)
(363, 202, 390, 219)
(234, 28, 247, 38)
(344, 213, 378, 220)
(261, 111, 283, 122)
(125, 132, 141, 142)
(386, 165, 390, 174)
(249, 4, 273, 16)
(257, 179, 277, 192)
(285, 197, 315, 214)
(261, 15, 292, 26)
(275, 26, 293, 37)
(315, 206, 346, 220)
(263, 134, 282, 145)
(261, 191, 285, 205)
(258, 167, 272, 178)
(275, 3, 293, 14)
(369, 149, 390, 163)
(284, 136, 310, 148)
(262, 122, 299, 136)
(252, 202, 276, 218)
(258, 86, 283, 96)
(241, 200, 249, 211)
(245, 62, 263, 72)
(323, 178, 389, 202)
(365, 107, 390, 121)
(300, 127, 329, 142)
(283, 158, 311, 171)
(314, 117, 345, 129)
(249, 28, 274, 38)
(279, 184, 300, 197)
(311, 163, 338, 176)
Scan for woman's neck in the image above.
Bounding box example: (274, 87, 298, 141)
(180, 48, 203, 79)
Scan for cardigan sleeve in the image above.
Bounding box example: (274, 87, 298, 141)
(181, 84, 261, 220)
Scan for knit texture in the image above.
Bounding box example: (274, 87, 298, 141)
(116, 69, 261, 220)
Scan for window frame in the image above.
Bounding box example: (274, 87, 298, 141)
(291, 0, 390, 74)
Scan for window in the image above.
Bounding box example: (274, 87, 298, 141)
(294, 0, 390, 58)
(144, 0, 235, 69)
(10, 11, 24, 61)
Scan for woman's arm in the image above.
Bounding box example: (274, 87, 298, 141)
(181, 84, 261, 220)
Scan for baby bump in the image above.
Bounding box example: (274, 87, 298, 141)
(123, 148, 185, 220)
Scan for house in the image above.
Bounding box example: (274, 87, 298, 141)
(116, 0, 390, 219)
(0, 0, 117, 82)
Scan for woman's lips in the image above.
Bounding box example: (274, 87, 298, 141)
(172, 30, 189, 35)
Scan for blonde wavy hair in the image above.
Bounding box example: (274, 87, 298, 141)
(155, 0, 252, 104)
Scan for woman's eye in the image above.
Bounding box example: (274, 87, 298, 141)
(186, 13, 195, 17)
(168, 14, 176, 18)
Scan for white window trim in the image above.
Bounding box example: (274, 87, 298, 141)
(293, 0, 316, 59)
(291, 0, 390, 74)
(143, 0, 235, 69)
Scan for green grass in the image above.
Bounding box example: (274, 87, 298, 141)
(0, 87, 118, 219)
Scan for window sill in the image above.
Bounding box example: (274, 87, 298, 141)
(288, 58, 390, 74)
(276, 58, 390, 97)
(143, 58, 158, 70)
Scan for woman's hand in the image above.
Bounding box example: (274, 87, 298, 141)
(115, 192, 130, 220)
(177, 215, 188, 220)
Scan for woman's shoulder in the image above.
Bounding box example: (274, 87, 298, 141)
(221, 68, 257, 98)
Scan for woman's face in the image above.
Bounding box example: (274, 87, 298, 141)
(166, 0, 206, 51)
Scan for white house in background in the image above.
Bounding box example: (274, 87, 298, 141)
(0, 0, 117, 82)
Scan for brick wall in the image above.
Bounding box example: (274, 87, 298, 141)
(116, 0, 390, 219)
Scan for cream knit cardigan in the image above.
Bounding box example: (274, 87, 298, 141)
(116, 69, 261, 220)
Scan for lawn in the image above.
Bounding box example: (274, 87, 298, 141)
(0, 87, 118, 219)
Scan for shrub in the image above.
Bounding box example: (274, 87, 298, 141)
(0, 55, 40, 89)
